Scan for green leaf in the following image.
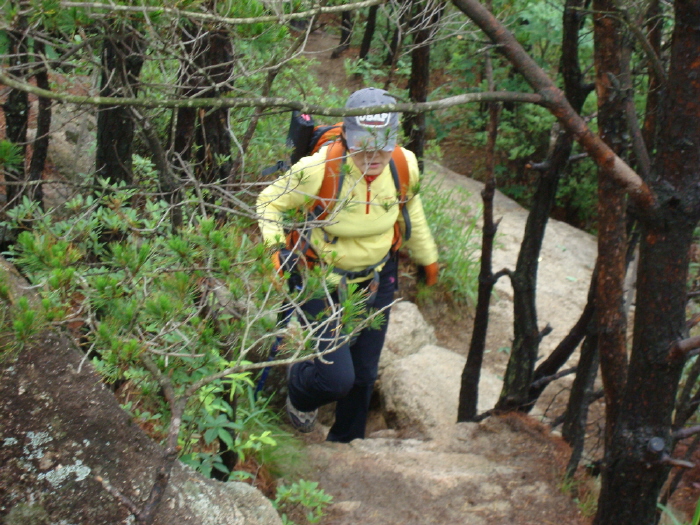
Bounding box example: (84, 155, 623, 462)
(218, 428, 234, 449)
(204, 427, 218, 445)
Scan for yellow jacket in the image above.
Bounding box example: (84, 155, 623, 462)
(257, 146, 438, 281)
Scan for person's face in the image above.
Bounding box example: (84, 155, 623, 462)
(343, 132, 393, 176)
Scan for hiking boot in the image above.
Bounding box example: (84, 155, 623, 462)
(286, 395, 317, 433)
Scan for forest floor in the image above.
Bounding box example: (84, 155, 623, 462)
(284, 26, 700, 525)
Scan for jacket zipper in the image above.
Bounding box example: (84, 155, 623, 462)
(366, 180, 371, 214)
(364, 173, 380, 214)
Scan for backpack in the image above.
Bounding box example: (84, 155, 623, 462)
(274, 111, 413, 264)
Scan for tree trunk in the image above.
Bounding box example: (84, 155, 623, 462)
(495, 153, 561, 411)
(457, 41, 500, 422)
(3, 6, 29, 208)
(641, 0, 663, 155)
(359, 5, 379, 60)
(331, 11, 354, 58)
(404, 2, 443, 164)
(594, 3, 700, 522)
(593, 0, 629, 449)
(384, 26, 400, 66)
(527, 283, 595, 407)
(562, 317, 599, 477)
(173, 26, 233, 186)
(95, 32, 144, 186)
(27, 40, 49, 206)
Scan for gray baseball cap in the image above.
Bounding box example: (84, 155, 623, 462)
(343, 88, 399, 152)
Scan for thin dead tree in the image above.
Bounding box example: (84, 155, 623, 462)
(456, 36, 504, 422)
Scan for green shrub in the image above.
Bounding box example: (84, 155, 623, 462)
(2, 178, 372, 482)
(420, 173, 481, 305)
(273, 479, 333, 525)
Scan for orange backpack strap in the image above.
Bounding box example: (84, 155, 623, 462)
(390, 147, 410, 204)
(310, 140, 346, 221)
(309, 123, 344, 156)
(389, 147, 412, 248)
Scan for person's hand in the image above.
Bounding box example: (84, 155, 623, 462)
(421, 262, 439, 287)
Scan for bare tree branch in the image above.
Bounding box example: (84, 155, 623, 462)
(605, 2, 668, 85)
(675, 425, 700, 441)
(530, 366, 578, 390)
(668, 335, 700, 361)
(57, 0, 385, 26)
(0, 69, 542, 112)
(96, 475, 141, 515)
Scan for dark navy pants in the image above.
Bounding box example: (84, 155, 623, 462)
(287, 256, 397, 443)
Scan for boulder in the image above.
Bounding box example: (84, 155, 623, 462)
(0, 328, 282, 525)
(379, 345, 502, 439)
(379, 301, 436, 371)
(48, 103, 96, 180)
(426, 162, 597, 362)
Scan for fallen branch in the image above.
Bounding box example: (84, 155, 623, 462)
(96, 476, 141, 516)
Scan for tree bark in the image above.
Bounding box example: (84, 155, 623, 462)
(384, 25, 401, 66)
(641, 0, 663, 157)
(95, 31, 144, 186)
(383, 2, 411, 80)
(331, 11, 354, 58)
(3, 5, 29, 208)
(172, 25, 233, 186)
(593, 0, 629, 450)
(404, 1, 443, 164)
(527, 281, 595, 408)
(594, 3, 700, 523)
(562, 317, 599, 477)
(359, 5, 379, 60)
(27, 40, 49, 206)
(495, 141, 565, 410)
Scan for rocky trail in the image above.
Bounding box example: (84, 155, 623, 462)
(287, 30, 601, 524)
(286, 32, 596, 525)
(297, 163, 599, 525)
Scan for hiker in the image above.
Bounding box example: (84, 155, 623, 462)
(256, 87, 439, 443)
